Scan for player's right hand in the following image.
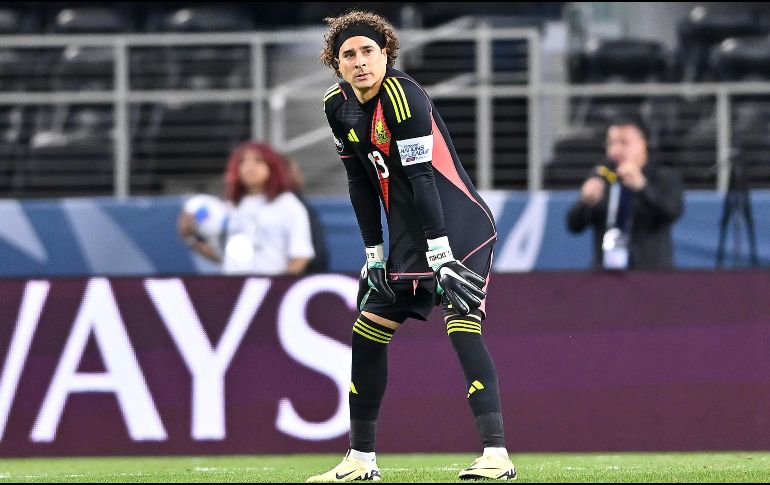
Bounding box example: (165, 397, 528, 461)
(356, 244, 396, 311)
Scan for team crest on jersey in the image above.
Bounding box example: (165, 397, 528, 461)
(333, 135, 344, 153)
(370, 100, 391, 156)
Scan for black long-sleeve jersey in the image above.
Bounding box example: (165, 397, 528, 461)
(324, 66, 497, 280)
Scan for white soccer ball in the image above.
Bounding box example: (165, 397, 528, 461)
(183, 194, 230, 242)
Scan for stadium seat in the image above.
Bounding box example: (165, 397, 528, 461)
(0, 7, 45, 91)
(543, 126, 607, 190)
(676, 5, 769, 82)
(583, 38, 669, 83)
(135, 5, 252, 90)
(131, 102, 250, 193)
(710, 35, 770, 81)
(52, 46, 114, 91)
(158, 5, 255, 32)
(23, 119, 115, 197)
(23, 46, 116, 195)
(0, 7, 20, 33)
(50, 6, 131, 33)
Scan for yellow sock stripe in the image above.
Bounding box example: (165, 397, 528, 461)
(353, 325, 390, 344)
(323, 89, 341, 102)
(353, 325, 392, 344)
(356, 319, 393, 340)
(447, 322, 482, 332)
(447, 319, 482, 327)
(350, 382, 358, 394)
(382, 80, 402, 123)
(448, 328, 482, 335)
(389, 78, 411, 119)
(447, 312, 482, 321)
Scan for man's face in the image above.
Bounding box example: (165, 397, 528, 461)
(606, 124, 648, 168)
(337, 35, 387, 101)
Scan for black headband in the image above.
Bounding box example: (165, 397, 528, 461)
(334, 23, 385, 57)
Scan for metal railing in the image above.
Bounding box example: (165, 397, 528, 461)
(0, 25, 769, 197)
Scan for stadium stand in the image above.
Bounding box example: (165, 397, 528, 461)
(545, 4, 770, 191)
(2, 3, 770, 197)
(545, 38, 669, 189)
(130, 5, 253, 195)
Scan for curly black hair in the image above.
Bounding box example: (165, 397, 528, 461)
(321, 10, 400, 78)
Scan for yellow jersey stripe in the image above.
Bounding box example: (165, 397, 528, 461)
(325, 83, 339, 95)
(356, 320, 393, 339)
(472, 380, 485, 389)
(353, 326, 390, 344)
(350, 382, 358, 394)
(323, 89, 341, 102)
(385, 79, 407, 122)
(390, 78, 411, 119)
(382, 81, 402, 123)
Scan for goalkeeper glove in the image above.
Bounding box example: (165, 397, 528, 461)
(356, 244, 396, 311)
(426, 236, 486, 315)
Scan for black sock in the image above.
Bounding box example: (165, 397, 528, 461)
(475, 412, 506, 448)
(446, 312, 506, 448)
(350, 420, 378, 453)
(349, 314, 395, 452)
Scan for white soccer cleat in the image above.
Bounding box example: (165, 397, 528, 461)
(458, 454, 517, 480)
(306, 451, 381, 482)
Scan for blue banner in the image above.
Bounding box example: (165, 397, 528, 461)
(0, 190, 767, 277)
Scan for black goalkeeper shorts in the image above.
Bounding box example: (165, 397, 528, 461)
(361, 245, 493, 323)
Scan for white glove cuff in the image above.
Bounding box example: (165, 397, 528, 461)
(425, 236, 454, 270)
(366, 244, 385, 263)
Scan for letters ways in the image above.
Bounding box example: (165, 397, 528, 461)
(0, 275, 359, 451)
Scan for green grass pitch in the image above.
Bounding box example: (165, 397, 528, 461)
(0, 453, 768, 482)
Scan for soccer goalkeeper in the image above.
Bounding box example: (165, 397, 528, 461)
(308, 10, 515, 482)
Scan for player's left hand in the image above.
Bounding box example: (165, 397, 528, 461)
(434, 260, 486, 315)
(426, 236, 486, 315)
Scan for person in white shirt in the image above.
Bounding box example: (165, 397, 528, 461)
(179, 141, 315, 275)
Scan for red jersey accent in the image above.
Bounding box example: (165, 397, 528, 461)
(371, 100, 392, 156)
(430, 116, 474, 200)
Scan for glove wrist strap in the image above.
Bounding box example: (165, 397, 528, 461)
(425, 236, 454, 271)
(366, 244, 385, 265)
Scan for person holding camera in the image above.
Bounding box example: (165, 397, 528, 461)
(567, 117, 684, 270)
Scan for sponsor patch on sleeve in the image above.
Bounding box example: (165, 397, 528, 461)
(396, 135, 433, 166)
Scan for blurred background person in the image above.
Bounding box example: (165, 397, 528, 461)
(566, 116, 684, 270)
(286, 156, 329, 273)
(178, 141, 316, 275)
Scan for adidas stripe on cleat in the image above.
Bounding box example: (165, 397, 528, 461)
(459, 454, 517, 480)
(306, 451, 381, 482)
